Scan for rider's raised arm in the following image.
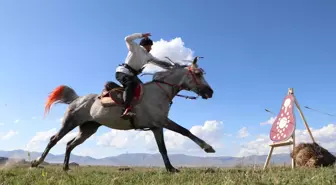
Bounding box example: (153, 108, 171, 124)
(148, 54, 172, 69)
(125, 33, 143, 52)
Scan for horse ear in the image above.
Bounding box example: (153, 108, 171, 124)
(192, 56, 204, 65)
(192, 57, 198, 65)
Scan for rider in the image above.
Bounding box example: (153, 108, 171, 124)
(116, 32, 171, 119)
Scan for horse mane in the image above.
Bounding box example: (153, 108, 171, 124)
(152, 70, 172, 81)
(142, 63, 191, 85)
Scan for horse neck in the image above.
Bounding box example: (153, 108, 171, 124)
(155, 81, 181, 100)
(144, 76, 182, 103)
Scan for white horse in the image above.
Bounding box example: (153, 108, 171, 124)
(31, 57, 215, 173)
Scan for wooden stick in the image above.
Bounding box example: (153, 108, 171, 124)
(291, 134, 296, 169)
(288, 88, 296, 168)
(293, 95, 316, 143)
(263, 146, 274, 170)
(269, 140, 293, 147)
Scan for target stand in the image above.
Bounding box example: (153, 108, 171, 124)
(263, 88, 316, 170)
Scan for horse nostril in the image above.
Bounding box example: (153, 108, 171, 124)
(207, 87, 214, 95)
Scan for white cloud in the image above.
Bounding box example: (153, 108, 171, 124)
(260, 117, 276, 126)
(96, 126, 171, 152)
(237, 127, 249, 138)
(237, 123, 336, 157)
(295, 124, 336, 150)
(25, 128, 57, 151)
(13, 119, 19, 123)
(163, 120, 225, 153)
(72, 147, 98, 157)
(187, 120, 226, 150)
(97, 131, 125, 148)
(237, 134, 273, 157)
(25, 127, 96, 152)
(26, 128, 78, 151)
(0, 130, 19, 140)
(143, 37, 194, 73)
(97, 120, 226, 155)
(59, 132, 78, 145)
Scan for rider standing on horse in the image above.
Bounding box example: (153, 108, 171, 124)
(116, 33, 171, 119)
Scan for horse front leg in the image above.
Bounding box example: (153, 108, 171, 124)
(163, 118, 216, 153)
(151, 127, 180, 173)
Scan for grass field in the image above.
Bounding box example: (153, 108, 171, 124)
(0, 165, 335, 185)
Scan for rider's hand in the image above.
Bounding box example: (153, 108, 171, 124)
(142, 33, 151, 38)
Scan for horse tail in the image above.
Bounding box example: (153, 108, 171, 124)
(44, 85, 79, 117)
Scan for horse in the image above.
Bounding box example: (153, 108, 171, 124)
(30, 56, 214, 173)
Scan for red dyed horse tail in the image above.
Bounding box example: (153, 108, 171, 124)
(44, 85, 79, 117)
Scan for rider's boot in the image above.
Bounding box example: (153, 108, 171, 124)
(120, 107, 136, 120)
(120, 83, 136, 120)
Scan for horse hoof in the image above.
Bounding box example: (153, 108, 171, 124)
(204, 145, 216, 153)
(63, 166, 70, 171)
(31, 160, 39, 168)
(168, 167, 180, 173)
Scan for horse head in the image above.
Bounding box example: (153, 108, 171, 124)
(154, 56, 214, 99)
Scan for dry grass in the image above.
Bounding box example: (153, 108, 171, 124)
(290, 142, 336, 167)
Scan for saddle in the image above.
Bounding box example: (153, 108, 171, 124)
(98, 81, 143, 107)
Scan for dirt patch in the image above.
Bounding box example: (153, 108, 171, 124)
(118, 167, 132, 171)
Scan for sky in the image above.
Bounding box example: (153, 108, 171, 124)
(0, 0, 336, 159)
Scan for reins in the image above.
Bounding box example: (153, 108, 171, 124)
(143, 66, 200, 107)
(154, 80, 199, 106)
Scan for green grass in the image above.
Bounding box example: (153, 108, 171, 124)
(0, 165, 335, 185)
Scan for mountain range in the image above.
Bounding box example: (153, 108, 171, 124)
(2, 149, 327, 167)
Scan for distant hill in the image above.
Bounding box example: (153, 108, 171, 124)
(4, 150, 334, 167)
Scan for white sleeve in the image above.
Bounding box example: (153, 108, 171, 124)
(148, 54, 171, 68)
(124, 33, 143, 52)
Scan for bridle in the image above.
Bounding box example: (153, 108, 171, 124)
(153, 65, 205, 106)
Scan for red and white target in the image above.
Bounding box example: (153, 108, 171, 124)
(270, 94, 296, 142)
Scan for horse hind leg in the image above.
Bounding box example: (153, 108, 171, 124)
(31, 116, 77, 168)
(63, 121, 101, 171)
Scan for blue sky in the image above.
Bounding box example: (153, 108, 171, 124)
(0, 0, 335, 158)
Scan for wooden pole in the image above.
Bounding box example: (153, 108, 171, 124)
(289, 88, 296, 168)
(291, 134, 295, 168)
(263, 146, 274, 170)
(293, 96, 316, 143)
(288, 87, 315, 143)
